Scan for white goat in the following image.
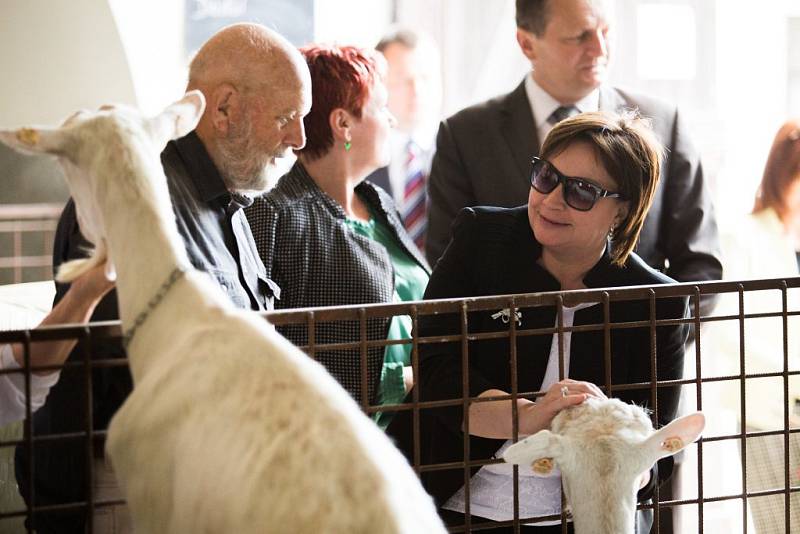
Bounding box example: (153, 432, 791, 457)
(0, 92, 446, 534)
(503, 397, 705, 534)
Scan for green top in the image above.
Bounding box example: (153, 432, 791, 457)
(345, 210, 429, 429)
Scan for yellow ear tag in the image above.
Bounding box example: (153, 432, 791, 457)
(662, 437, 684, 453)
(532, 458, 554, 475)
(17, 128, 40, 146)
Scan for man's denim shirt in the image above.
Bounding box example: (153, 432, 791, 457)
(162, 131, 279, 311)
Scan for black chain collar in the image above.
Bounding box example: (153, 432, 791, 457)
(121, 266, 186, 350)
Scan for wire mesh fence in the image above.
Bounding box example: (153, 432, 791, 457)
(0, 277, 798, 533)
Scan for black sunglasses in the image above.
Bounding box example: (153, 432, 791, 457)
(530, 157, 624, 211)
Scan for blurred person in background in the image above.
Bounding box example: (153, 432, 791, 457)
(367, 28, 442, 251)
(702, 119, 800, 533)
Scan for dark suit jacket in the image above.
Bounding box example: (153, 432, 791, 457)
(410, 206, 688, 525)
(426, 80, 722, 295)
(366, 166, 393, 198)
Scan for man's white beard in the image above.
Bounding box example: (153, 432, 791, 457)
(215, 116, 281, 194)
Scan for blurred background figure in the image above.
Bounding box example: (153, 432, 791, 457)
(692, 119, 800, 533)
(749, 120, 800, 268)
(367, 27, 442, 251)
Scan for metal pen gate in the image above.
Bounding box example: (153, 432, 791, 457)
(0, 278, 798, 533)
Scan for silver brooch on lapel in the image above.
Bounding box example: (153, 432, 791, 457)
(491, 308, 522, 326)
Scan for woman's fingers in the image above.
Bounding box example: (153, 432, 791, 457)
(559, 392, 587, 409)
(554, 380, 606, 400)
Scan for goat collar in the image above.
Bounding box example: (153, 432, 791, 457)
(122, 266, 186, 350)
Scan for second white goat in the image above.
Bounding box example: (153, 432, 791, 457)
(503, 397, 705, 534)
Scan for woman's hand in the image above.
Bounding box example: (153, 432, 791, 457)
(468, 379, 606, 439)
(68, 262, 115, 303)
(518, 379, 607, 436)
(402, 365, 414, 394)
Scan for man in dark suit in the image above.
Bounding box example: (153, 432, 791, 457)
(426, 0, 722, 300)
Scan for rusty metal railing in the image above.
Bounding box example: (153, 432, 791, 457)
(0, 203, 63, 284)
(0, 278, 799, 533)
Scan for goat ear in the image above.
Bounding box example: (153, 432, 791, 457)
(104, 260, 117, 282)
(645, 412, 706, 461)
(503, 430, 563, 474)
(57, 258, 96, 283)
(0, 127, 68, 156)
(148, 91, 206, 147)
(56, 243, 110, 284)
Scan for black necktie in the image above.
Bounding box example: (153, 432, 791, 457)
(547, 105, 579, 126)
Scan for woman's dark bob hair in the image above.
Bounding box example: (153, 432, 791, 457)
(540, 110, 664, 266)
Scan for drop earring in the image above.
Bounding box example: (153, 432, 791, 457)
(344, 139, 352, 151)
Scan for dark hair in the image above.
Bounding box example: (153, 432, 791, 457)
(541, 110, 664, 265)
(297, 44, 384, 161)
(516, 0, 550, 35)
(376, 27, 419, 53)
(753, 120, 800, 221)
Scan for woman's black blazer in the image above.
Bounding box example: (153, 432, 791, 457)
(412, 205, 689, 507)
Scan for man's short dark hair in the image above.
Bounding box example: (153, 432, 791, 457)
(516, 0, 551, 35)
(376, 27, 419, 53)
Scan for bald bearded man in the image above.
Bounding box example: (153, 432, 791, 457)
(15, 23, 311, 534)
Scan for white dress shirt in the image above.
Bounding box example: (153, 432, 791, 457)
(0, 343, 59, 427)
(443, 302, 597, 524)
(524, 73, 600, 149)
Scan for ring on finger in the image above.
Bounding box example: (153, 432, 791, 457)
(560, 386, 569, 397)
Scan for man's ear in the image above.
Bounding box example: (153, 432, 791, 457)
(329, 108, 351, 141)
(208, 83, 239, 136)
(516, 28, 539, 62)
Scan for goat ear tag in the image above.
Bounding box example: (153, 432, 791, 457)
(16, 128, 40, 146)
(661, 437, 683, 453)
(646, 411, 706, 460)
(532, 458, 554, 475)
(0, 126, 66, 156)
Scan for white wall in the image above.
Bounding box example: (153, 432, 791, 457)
(314, 0, 392, 48)
(108, 0, 187, 115)
(397, 0, 529, 117)
(713, 1, 790, 222)
(0, 0, 137, 126)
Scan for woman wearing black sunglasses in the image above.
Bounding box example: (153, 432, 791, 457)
(405, 111, 689, 533)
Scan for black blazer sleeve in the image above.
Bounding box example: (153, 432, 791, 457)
(418, 209, 497, 435)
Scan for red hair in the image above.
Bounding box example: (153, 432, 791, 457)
(754, 119, 800, 221)
(298, 44, 384, 160)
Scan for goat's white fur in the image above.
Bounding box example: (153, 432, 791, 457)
(503, 397, 705, 534)
(0, 93, 446, 533)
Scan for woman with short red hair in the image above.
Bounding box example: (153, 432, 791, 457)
(246, 45, 430, 428)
